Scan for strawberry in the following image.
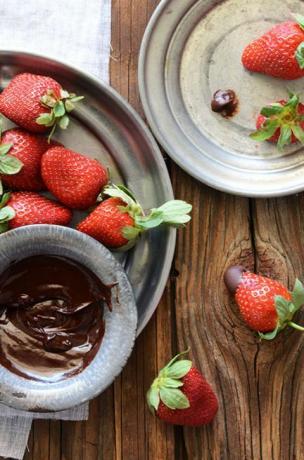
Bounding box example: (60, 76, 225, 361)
(77, 197, 135, 248)
(0, 192, 72, 231)
(77, 184, 192, 249)
(242, 16, 304, 80)
(0, 73, 83, 140)
(250, 93, 304, 149)
(41, 146, 108, 209)
(147, 351, 218, 426)
(0, 128, 57, 191)
(224, 266, 304, 340)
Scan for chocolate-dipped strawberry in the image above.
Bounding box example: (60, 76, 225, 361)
(224, 266, 304, 340)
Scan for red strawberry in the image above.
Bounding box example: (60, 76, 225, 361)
(0, 73, 83, 139)
(41, 146, 108, 209)
(224, 266, 304, 340)
(242, 16, 304, 80)
(77, 184, 192, 249)
(0, 192, 72, 230)
(0, 128, 58, 191)
(250, 93, 304, 149)
(147, 351, 218, 426)
(77, 197, 134, 248)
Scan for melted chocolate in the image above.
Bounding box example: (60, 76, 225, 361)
(211, 89, 238, 118)
(224, 265, 246, 294)
(0, 255, 112, 382)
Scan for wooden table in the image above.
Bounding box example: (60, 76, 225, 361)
(21, 1, 304, 459)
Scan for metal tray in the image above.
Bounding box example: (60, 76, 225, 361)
(139, 0, 304, 197)
(0, 50, 175, 335)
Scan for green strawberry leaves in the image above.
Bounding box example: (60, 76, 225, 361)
(259, 278, 304, 340)
(0, 140, 23, 195)
(53, 101, 65, 118)
(159, 388, 190, 410)
(0, 153, 23, 175)
(285, 93, 300, 110)
(36, 88, 84, 141)
(294, 14, 304, 68)
(250, 93, 304, 149)
(295, 14, 304, 30)
(164, 359, 192, 379)
(260, 104, 284, 117)
(250, 120, 278, 141)
(147, 350, 192, 413)
(296, 42, 304, 69)
(278, 126, 292, 150)
(103, 184, 141, 209)
(291, 125, 304, 143)
(103, 184, 192, 243)
(147, 387, 160, 411)
(161, 378, 184, 388)
(0, 143, 13, 156)
(134, 200, 192, 231)
(0, 119, 23, 193)
(0, 205, 15, 222)
(292, 278, 304, 306)
(59, 115, 70, 130)
(0, 192, 15, 233)
(122, 225, 141, 240)
(0, 192, 11, 208)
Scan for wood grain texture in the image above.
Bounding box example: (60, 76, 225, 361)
(172, 164, 304, 459)
(6, 1, 304, 459)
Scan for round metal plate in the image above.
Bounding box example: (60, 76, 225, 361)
(0, 51, 175, 335)
(139, 0, 304, 197)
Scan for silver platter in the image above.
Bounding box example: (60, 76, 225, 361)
(0, 50, 175, 335)
(139, 0, 304, 197)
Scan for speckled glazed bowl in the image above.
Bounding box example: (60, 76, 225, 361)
(0, 225, 137, 412)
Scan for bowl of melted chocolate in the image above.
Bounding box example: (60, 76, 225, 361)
(0, 225, 137, 412)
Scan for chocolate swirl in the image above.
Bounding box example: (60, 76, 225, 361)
(0, 255, 111, 381)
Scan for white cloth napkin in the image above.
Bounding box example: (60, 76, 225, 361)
(0, 0, 111, 458)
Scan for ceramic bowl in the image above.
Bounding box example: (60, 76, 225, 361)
(0, 225, 137, 412)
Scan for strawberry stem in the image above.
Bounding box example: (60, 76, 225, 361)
(165, 348, 191, 368)
(288, 321, 304, 331)
(47, 123, 57, 143)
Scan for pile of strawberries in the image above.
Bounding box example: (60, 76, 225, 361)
(0, 73, 191, 249)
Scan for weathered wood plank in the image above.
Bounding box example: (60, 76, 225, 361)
(32, 420, 50, 460)
(251, 196, 304, 460)
(61, 421, 84, 460)
(172, 168, 253, 460)
(49, 421, 61, 460)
